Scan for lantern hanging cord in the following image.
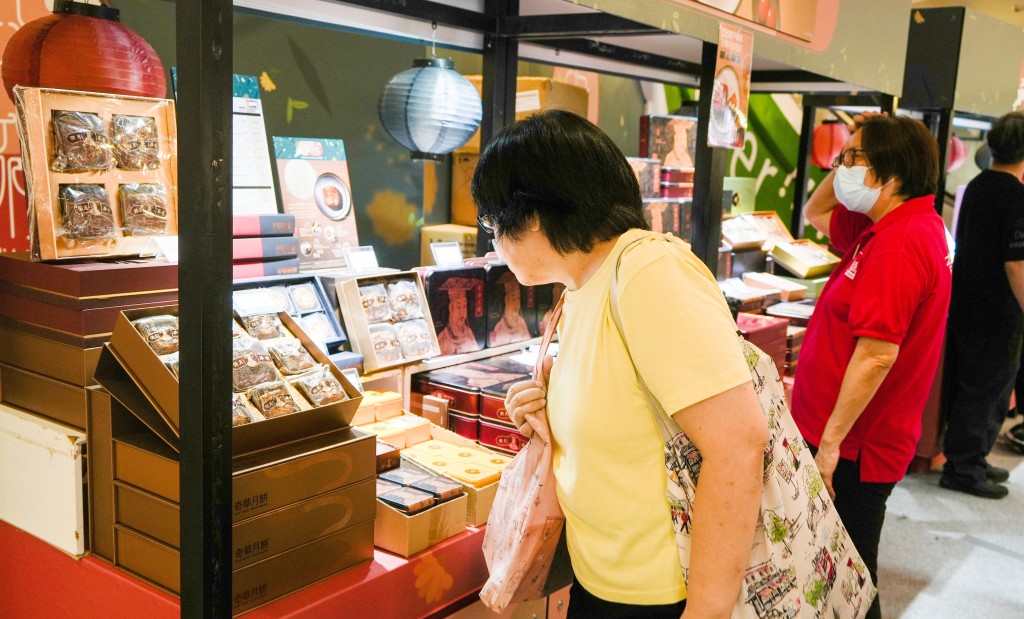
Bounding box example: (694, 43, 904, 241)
(431, 22, 437, 58)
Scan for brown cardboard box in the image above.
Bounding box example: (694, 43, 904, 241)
(335, 273, 441, 373)
(104, 305, 363, 454)
(420, 223, 478, 265)
(114, 477, 375, 569)
(460, 76, 589, 153)
(0, 322, 101, 387)
(0, 363, 89, 430)
(450, 151, 479, 227)
(450, 77, 588, 224)
(111, 426, 376, 521)
(114, 518, 374, 613)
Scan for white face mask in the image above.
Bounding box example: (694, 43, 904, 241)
(834, 165, 884, 214)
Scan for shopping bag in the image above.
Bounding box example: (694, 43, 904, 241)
(479, 294, 568, 612)
(610, 234, 877, 619)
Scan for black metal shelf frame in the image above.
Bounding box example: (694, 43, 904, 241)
(173, 1, 858, 614)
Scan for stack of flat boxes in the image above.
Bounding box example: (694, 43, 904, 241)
(0, 253, 178, 560)
(0, 253, 178, 431)
(231, 214, 299, 279)
(94, 306, 376, 614)
(785, 326, 806, 378)
(411, 353, 531, 456)
(736, 312, 789, 377)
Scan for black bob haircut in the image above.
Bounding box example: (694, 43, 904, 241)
(988, 111, 1024, 165)
(859, 115, 939, 200)
(471, 109, 647, 255)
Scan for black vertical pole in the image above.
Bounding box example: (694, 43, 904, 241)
(477, 0, 519, 256)
(879, 94, 897, 116)
(691, 41, 727, 273)
(790, 105, 815, 238)
(934, 108, 953, 215)
(177, 0, 234, 615)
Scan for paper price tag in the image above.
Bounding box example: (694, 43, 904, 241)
(430, 242, 465, 267)
(344, 245, 380, 272)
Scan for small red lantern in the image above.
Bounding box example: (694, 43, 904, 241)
(2, 0, 166, 104)
(947, 135, 968, 173)
(810, 119, 851, 170)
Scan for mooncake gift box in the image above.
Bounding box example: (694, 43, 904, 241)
(463, 258, 534, 349)
(415, 265, 487, 357)
(770, 239, 840, 279)
(101, 304, 362, 455)
(335, 272, 441, 373)
(626, 156, 662, 199)
(14, 87, 179, 262)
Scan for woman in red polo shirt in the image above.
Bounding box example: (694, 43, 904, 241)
(793, 115, 951, 619)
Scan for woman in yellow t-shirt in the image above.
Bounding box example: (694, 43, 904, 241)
(471, 110, 768, 618)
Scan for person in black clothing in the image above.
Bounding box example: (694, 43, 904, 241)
(941, 110, 1024, 498)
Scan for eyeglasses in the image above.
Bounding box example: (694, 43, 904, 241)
(832, 148, 868, 169)
(477, 215, 496, 235)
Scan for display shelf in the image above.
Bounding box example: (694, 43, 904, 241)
(0, 518, 490, 618)
(401, 337, 542, 409)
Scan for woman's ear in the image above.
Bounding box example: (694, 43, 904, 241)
(528, 215, 542, 232)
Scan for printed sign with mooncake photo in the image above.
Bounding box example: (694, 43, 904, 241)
(273, 136, 359, 270)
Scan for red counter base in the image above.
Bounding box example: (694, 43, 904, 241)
(0, 519, 489, 618)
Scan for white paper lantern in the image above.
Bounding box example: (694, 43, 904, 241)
(378, 58, 482, 160)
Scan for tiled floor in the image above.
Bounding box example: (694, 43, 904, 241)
(878, 419, 1024, 618)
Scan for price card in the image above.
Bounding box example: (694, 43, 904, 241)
(430, 242, 465, 267)
(344, 245, 380, 272)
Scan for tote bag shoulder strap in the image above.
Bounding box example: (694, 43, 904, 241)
(609, 233, 685, 443)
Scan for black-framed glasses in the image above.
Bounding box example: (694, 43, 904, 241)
(832, 148, 868, 169)
(477, 215, 496, 235)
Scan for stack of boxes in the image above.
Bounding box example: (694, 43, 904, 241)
(785, 325, 806, 379)
(92, 305, 376, 613)
(231, 213, 299, 279)
(736, 312, 789, 377)
(411, 353, 532, 455)
(0, 254, 178, 560)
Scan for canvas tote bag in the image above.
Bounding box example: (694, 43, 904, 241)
(610, 233, 877, 619)
(479, 293, 570, 612)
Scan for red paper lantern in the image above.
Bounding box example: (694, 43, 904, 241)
(2, 0, 166, 104)
(810, 120, 851, 170)
(947, 135, 968, 173)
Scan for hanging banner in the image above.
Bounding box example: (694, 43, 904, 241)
(708, 23, 753, 150)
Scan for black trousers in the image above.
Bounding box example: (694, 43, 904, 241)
(567, 580, 686, 619)
(811, 448, 895, 619)
(942, 325, 1022, 483)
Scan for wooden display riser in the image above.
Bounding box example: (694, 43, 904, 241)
(0, 519, 491, 618)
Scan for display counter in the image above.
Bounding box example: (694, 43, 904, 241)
(0, 519, 489, 618)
